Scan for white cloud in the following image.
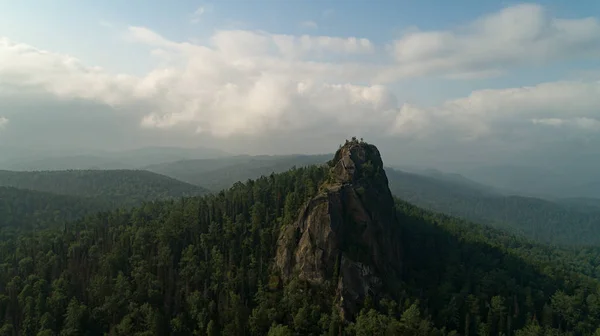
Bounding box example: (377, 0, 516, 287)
(384, 3, 600, 80)
(0, 28, 384, 138)
(0, 117, 8, 129)
(128, 28, 382, 137)
(191, 6, 205, 24)
(272, 34, 373, 57)
(533, 117, 600, 131)
(300, 21, 318, 29)
(0, 38, 141, 105)
(1, 3, 600, 146)
(389, 81, 600, 140)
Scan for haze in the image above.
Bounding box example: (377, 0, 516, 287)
(1, 0, 600, 198)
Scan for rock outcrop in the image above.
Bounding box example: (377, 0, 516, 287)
(275, 139, 401, 320)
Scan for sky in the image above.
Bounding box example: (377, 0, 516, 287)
(1, 0, 600, 170)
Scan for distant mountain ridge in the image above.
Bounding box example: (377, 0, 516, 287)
(0, 146, 230, 171)
(145, 154, 332, 191)
(0, 169, 208, 207)
(461, 164, 600, 199)
(386, 168, 600, 245)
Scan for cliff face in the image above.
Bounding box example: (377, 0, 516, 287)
(275, 140, 401, 319)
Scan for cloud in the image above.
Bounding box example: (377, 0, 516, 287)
(389, 80, 600, 141)
(0, 117, 8, 129)
(191, 6, 205, 24)
(532, 117, 600, 131)
(0, 38, 141, 105)
(126, 28, 382, 137)
(384, 3, 600, 80)
(0, 27, 384, 139)
(300, 21, 318, 29)
(1, 3, 600, 152)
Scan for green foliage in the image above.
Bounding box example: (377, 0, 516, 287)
(0, 187, 110, 232)
(0, 169, 206, 207)
(397, 199, 600, 335)
(0, 165, 328, 335)
(267, 324, 293, 336)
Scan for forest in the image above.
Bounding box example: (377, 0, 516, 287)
(0, 170, 206, 208)
(1, 140, 600, 335)
(386, 169, 600, 246)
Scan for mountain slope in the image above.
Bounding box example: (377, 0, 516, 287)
(2, 146, 229, 171)
(0, 169, 207, 207)
(460, 164, 600, 199)
(387, 168, 600, 246)
(0, 187, 110, 232)
(146, 154, 331, 191)
(1, 140, 600, 335)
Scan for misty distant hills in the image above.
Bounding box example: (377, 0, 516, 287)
(461, 164, 600, 199)
(145, 154, 332, 191)
(386, 169, 600, 245)
(0, 146, 230, 171)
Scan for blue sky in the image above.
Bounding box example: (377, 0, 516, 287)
(0, 1, 600, 169)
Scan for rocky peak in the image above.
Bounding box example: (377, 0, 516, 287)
(330, 138, 386, 185)
(275, 139, 401, 320)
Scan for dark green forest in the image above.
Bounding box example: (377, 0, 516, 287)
(0, 187, 110, 234)
(2, 141, 600, 335)
(0, 170, 207, 208)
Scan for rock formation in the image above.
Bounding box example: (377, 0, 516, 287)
(275, 139, 401, 320)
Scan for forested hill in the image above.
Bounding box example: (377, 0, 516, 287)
(0, 170, 207, 207)
(2, 140, 600, 335)
(0, 187, 110, 233)
(387, 169, 600, 246)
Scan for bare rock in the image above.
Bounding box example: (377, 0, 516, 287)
(275, 139, 401, 320)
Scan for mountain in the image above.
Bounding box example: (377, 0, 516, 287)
(387, 168, 600, 246)
(145, 154, 331, 191)
(1, 140, 600, 335)
(460, 164, 600, 198)
(275, 140, 401, 319)
(2, 146, 229, 171)
(392, 164, 500, 194)
(0, 169, 207, 207)
(146, 152, 600, 246)
(556, 197, 600, 212)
